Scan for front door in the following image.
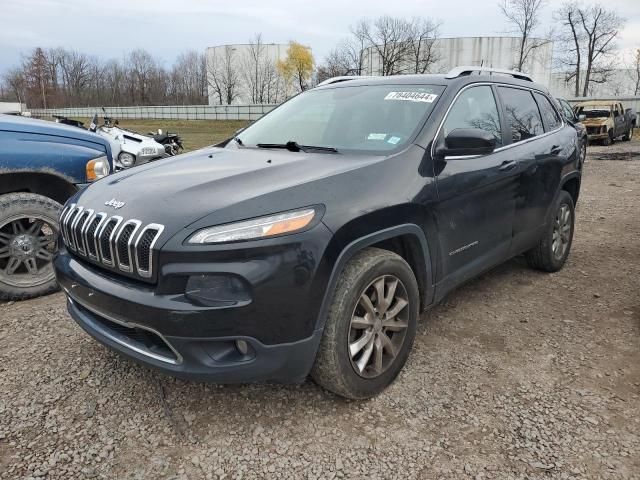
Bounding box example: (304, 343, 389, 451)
(433, 85, 519, 292)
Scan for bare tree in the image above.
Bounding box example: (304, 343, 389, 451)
(554, 2, 583, 96)
(240, 34, 281, 104)
(406, 17, 441, 74)
(499, 0, 550, 71)
(2, 69, 26, 104)
(357, 17, 414, 76)
(207, 45, 239, 105)
(630, 48, 640, 95)
(554, 2, 623, 97)
(577, 5, 623, 97)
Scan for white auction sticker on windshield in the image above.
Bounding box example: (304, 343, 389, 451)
(384, 91, 438, 103)
(367, 133, 387, 140)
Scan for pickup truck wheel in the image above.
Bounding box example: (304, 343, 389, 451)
(311, 248, 419, 399)
(622, 128, 633, 141)
(0, 193, 62, 301)
(525, 190, 575, 273)
(603, 130, 613, 146)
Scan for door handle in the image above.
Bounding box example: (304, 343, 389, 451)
(550, 145, 562, 155)
(498, 160, 517, 171)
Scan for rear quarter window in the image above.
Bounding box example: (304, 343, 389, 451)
(534, 93, 562, 131)
(498, 87, 544, 143)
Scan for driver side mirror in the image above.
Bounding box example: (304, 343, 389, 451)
(436, 128, 496, 158)
(577, 114, 586, 122)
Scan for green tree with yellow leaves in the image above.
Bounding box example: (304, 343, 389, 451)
(277, 41, 314, 92)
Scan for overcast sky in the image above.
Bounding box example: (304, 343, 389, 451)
(1, 0, 639, 74)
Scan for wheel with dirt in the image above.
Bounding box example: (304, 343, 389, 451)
(578, 138, 587, 168)
(525, 190, 575, 273)
(0, 193, 62, 301)
(311, 248, 419, 399)
(602, 130, 613, 146)
(622, 127, 634, 141)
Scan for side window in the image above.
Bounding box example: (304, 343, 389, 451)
(443, 85, 502, 147)
(498, 87, 544, 143)
(561, 101, 575, 122)
(534, 93, 561, 131)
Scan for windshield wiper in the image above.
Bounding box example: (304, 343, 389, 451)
(256, 141, 338, 153)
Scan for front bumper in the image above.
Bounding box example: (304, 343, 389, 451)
(53, 221, 333, 383)
(586, 133, 609, 141)
(65, 293, 321, 383)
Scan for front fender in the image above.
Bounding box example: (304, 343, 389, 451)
(313, 222, 434, 333)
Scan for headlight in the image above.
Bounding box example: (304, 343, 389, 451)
(188, 208, 317, 244)
(119, 152, 136, 168)
(86, 155, 110, 181)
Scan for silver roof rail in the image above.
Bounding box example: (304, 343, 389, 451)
(445, 66, 533, 82)
(316, 76, 374, 87)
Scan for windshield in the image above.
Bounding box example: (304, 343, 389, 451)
(576, 106, 611, 118)
(236, 84, 445, 154)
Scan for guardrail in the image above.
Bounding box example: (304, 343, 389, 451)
(30, 104, 278, 121)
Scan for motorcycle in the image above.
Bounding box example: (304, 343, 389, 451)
(88, 109, 179, 171)
(147, 129, 184, 157)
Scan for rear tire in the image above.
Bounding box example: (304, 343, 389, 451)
(311, 248, 419, 399)
(0, 193, 62, 301)
(525, 191, 575, 273)
(622, 127, 633, 141)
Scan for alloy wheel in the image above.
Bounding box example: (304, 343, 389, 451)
(0, 216, 58, 288)
(348, 275, 409, 378)
(552, 205, 571, 260)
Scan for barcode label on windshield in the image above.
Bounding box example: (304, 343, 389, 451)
(384, 92, 438, 103)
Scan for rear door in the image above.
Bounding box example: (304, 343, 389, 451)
(497, 87, 570, 253)
(433, 84, 519, 291)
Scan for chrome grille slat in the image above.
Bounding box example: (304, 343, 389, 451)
(59, 205, 163, 280)
(134, 224, 164, 278)
(75, 209, 94, 255)
(115, 220, 141, 272)
(68, 206, 85, 251)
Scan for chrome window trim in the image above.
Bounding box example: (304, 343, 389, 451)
(97, 215, 123, 267)
(431, 82, 565, 161)
(134, 223, 165, 278)
(115, 219, 142, 272)
(66, 295, 182, 365)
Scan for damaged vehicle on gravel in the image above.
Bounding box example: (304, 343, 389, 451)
(0, 114, 112, 301)
(54, 67, 582, 399)
(574, 100, 636, 145)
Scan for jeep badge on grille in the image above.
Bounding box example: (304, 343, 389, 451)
(105, 198, 126, 209)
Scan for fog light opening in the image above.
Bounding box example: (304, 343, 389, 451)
(235, 340, 249, 356)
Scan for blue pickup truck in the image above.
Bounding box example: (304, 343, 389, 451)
(0, 114, 113, 301)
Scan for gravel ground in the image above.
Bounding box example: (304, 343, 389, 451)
(1, 138, 639, 480)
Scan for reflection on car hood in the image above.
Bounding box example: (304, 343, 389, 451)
(73, 145, 382, 229)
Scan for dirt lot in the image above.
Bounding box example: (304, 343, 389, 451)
(1, 137, 639, 479)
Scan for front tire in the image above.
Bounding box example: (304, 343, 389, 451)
(311, 248, 419, 399)
(525, 190, 575, 273)
(0, 193, 62, 301)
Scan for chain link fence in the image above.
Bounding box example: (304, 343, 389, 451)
(30, 104, 278, 121)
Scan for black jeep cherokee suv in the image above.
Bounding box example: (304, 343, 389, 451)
(54, 67, 581, 399)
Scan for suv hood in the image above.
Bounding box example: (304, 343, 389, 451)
(74, 145, 382, 232)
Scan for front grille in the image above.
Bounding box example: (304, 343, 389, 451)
(60, 203, 164, 280)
